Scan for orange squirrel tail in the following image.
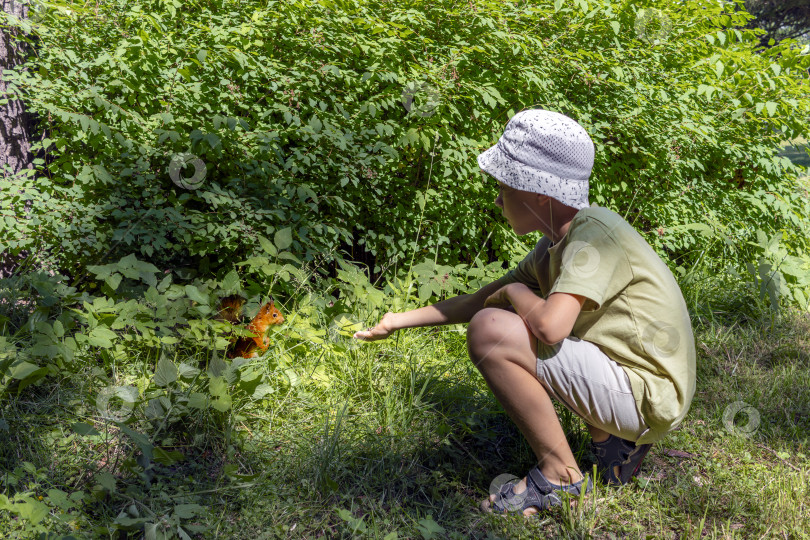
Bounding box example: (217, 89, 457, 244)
(218, 295, 245, 323)
(218, 296, 284, 359)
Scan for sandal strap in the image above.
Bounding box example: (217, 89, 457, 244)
(491, 466, 590, 514)
(491, 479, 523, 513)
(591, 435, 652, 485)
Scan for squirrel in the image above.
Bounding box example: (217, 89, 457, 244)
(217, 295, 284, 359)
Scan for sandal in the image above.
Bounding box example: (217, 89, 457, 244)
(590, 434, 651, 485)
(481, 465, 591, 515)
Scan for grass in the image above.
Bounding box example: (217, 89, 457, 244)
(1, 274, 810, 539)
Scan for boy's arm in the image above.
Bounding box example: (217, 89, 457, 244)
(484, 282, 584, 345)
(353, 276, 513, 341)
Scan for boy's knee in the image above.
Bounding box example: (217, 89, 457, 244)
(467, 308, 519, 360)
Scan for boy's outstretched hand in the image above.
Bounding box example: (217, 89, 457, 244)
(353, 312, 397, 341)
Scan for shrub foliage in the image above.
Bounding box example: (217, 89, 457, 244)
(1, 0, 809, 288)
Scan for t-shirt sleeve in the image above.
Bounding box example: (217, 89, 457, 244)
(504, 251, 538, 288)
(549, 218, 632, 312)
(503, 239, 549, 290)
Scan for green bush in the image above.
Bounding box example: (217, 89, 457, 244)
(1, 0, 809, 302)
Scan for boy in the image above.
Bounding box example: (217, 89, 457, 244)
(354, 109, 696, 516)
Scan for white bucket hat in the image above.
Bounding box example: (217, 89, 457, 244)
(477, 109, 594, 210)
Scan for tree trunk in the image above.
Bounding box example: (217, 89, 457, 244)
(1, 0, 35, 278)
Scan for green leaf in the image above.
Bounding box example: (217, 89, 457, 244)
(252, 383, 275, 399)
(184, 285, 209, 305)
(610, 21, 620, 35)
(793, 288, 807, 309)
(554, 0, 564, 12)
(258, 235, 278, 257)
(8, 361, 41, 380)
(188, 392, 208, 409)
(274, 227, 293, 250)
(211, 394, 232, 412)
(14, 498, 50, 525)
(765, 102, 777, 116)
(153, 354, 178, 387)
(208, 353, 227, 377)
(178, 363, 200, 379)
(418, 283, 433, 303)
(416, 515, 446, 539)
(209, 376, 228, 397)
(87, 264, 113, 280)
(153, 447, 184, 465)
(72, 422, 101, 436)
(283, 368, 300, 387)
(174, 504, 204, 519)
(116, 516, 151, 527)
(88, 326, 117, 348)
(95, 471, 117, 492)
(46, 489, 72, 511)
(205, 133, 221, 149)
(105, 272, 122, 291)
(118, 425, 153, 460)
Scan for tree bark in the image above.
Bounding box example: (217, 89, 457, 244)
(0, 0, 35, 278)
(1, 0, 34, 175)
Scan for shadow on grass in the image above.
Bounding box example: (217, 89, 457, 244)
(253, 366, 605, 538)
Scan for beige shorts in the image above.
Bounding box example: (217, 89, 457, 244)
(536, 337, 648, 442)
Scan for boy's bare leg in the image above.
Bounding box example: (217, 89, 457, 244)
(586, 424, 622, 479)
(467, 308, 583, 516)
(587, 424, 610, 442)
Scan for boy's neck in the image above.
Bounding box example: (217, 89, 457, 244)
(545, 200, 579, 245)
(549, 220, 572, 246)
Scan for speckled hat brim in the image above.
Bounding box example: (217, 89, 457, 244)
(476, 109, 593, 210)
(477, 143, 590, 210)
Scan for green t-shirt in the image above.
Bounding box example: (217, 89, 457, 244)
(503, 205, 696, 445)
